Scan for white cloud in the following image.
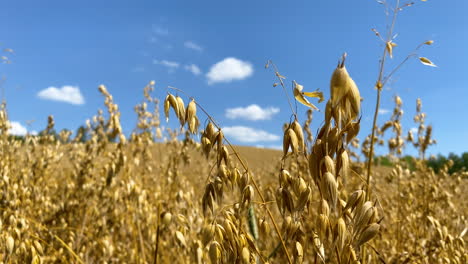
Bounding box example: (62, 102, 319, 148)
(184, 64, 202, 75)
(378, 108, 391, 115)
(7, 121, 35, 136)
(37, 85, 85, 105)
(206, 57, 253, 84)
(184, 41, 203, 52)
(226, 104, 280, 121)
(410, 127, 418, 134)
(222, 126, 280, 143)
(8, 121, 27, 136)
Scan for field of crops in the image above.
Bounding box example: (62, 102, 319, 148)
(0, 69, 466, 264)
(1, 1, 467, 263)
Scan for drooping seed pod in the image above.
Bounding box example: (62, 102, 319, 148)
(344, 190, 364, 212)
(188, 115, 199, 134)
(283, 128, 291, 157)
(241, 185, 254, 208)
(201, 136, 212, 158)
(338, 149, 350, 180)
(347, 78, 361, 120)
(176, 96, 186, 125)
(295, 186, 311, 212)
(218, 164, 230, 182)
(284, 127, 299, 156)
(309, 153, 319, 185)
(322, 172, 338, 211)
(164, 95, 171, 122)
(205, 122, 216, 142)
(242, 247, 250, 264)
(330, 54, 352, 107)
(345, 121, 360, 143)
(175, 230, 186, 247)
(317, 214, 330, 241)
(6, 235, 14, 254)
(260, 217, 270, 236)
(232, 168, 241, 187)
(279, 169, 291, 187)
(356, 223, 380, 247)
(294, 241, 304, 264)
(209, 241, 221, 264)
(335, 217, 347, 251)
(238, 171, 250, 192)
(164, 93, 179, 122)
(219, 146, 230, 167)
(186, 99, 197, 123)
(319, 199, 330, 217)
(216, 130, 224, 152)
(291, 119, 305, 152)
(321, 155, 336, 176)
(330, 53, 361, 125)
(354, 201, 374, 233)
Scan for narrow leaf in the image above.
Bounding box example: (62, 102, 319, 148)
(303, 91, 324, 103)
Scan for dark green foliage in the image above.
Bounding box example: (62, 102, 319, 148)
(427, 152, 468, 174)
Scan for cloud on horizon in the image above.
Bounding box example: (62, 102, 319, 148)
(222, 126, 280, 143)
(225, 104, 280, 121)
(8, 121, 37, 136)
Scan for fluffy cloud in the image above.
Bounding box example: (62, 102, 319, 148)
(37, 85, 85, 105)
(184, 64, 202, 75)
(226, 104, 280, 121)
(206, 57, 253, 84)
(8, 121, 27, 136)
(184, 41, 203, 52)
(378, 108, 391, 115)
(222, 126, 280, 143)
(8, 121, 37, 136)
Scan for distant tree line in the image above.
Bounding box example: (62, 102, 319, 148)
(427, 152, 468, 174)
(375, 153, 467, 174)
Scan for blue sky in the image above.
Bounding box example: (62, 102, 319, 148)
(0, 0, 467, 156)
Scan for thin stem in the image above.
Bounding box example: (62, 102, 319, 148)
(153, 204, 161, 264)
(365, 0, 400, 200)
(364, 1, 400, 263)
(365, 89, 382, 197)
(267, 60, 297, 117)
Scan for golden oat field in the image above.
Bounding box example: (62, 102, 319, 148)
(0, 2, 467, 264)
(0, 74, 466, 264)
